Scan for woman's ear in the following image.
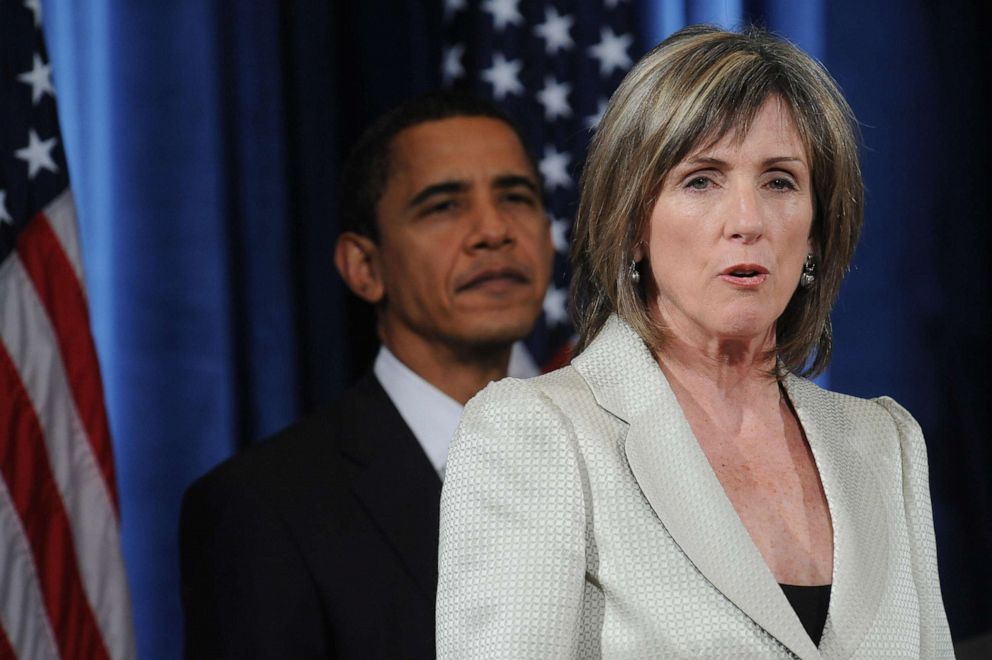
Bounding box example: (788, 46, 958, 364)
(633, 239, 645, 263)
(334, 232, 385, 304)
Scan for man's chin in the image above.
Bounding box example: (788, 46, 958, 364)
(453, 317, 536, 351)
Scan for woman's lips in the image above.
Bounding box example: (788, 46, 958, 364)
(719, 272, 768, 287)
(719, 263, 769, 288)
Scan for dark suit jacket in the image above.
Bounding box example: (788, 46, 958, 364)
(179, 373, 442, 659)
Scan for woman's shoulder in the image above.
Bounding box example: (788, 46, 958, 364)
(786, 374, 926, 460)
(447, 368, 590, 496)
(452, 366, 606, 466)
(467, 365, 595, 417)
(869, 396, 930, 478)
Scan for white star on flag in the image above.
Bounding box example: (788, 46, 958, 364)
(536, 77, 572, 121)
(543, 285, 569, 326)
(18, 53, 54, 105)
(533, 7, 574, 55)
(481, 53, 524, 100)
(442, 43, 465, 85)
(443, 0, 466, 21)
(0, 190, 12, 225)
(539, 145, 572, 191)
(550, 215, 570, 254)
(585, 98, 608, 130)
(589, 27, 633, 77)
(440, 0, 638, 362)
(15, 129, 59, 179)
(482, 0, 523, 31)
(24, 0, 42, 27)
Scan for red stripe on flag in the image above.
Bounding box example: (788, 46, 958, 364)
(0, 344, 111, 660)
(0, 623, 16, 660)
(16, 212, 119, 515)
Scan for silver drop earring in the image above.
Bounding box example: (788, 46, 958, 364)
(629, 259, 640, 285)
(800, 253, 816, 288)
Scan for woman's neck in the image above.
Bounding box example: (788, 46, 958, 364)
(654, 327, 781, 418)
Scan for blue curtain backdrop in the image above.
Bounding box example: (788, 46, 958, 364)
(41, 1, 990, 657)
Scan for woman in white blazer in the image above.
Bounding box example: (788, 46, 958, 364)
(437, 25, 953, 659)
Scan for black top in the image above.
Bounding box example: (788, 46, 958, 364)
(779, 583, 831, 646)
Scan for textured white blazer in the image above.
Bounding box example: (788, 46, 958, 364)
(437, 316, 952, 659)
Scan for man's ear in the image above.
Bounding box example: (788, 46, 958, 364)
(334, 232, 385, 304)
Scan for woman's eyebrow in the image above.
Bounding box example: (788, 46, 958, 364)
(678, 155, 806, 168)
(681, 155, 728, 167)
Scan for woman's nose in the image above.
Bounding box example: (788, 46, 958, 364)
(723, 186, 763, 243)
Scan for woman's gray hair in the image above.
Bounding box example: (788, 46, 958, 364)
(570, 24, 863, 377)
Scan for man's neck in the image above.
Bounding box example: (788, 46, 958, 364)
(381, 334, 512, 406)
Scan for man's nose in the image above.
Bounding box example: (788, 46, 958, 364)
(723, 185, 764, 244)
(469, 201, 514, 249)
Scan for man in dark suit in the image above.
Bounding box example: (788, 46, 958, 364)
(178, 92, 553, 658)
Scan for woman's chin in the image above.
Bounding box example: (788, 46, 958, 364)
(705, 313, 777, 345)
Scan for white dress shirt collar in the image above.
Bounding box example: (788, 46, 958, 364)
(373, 346, 463, 477)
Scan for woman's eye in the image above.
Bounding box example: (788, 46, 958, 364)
(768, 177, 797, 191)
(686, 176, 711, 190)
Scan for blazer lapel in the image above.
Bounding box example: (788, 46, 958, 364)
(573, 317, 820, 659)
(783, 375, 891, 659)
(341, 375, 443, 601)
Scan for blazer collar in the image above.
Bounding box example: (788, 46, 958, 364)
(342, 373, 443, 601)
(572, 317, 889, 659)
(785, 376, 891, 659)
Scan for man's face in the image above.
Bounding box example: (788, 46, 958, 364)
(371, 116, 552, 355)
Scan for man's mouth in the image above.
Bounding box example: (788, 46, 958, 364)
(456, 266, 531, 292)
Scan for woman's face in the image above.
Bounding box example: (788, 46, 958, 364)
(640, 96, 813, 348)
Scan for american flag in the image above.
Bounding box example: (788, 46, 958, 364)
(441, 0, 639, 370)
(0, 1, 135, 658)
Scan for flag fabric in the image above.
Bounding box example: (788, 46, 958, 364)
(0, 1, 135, 658)
(442, 0, 640, 370)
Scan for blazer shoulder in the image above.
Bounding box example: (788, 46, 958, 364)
(792, 378, 910, 453)
(834, 389, 923, 454)
(871, 395, 923, 440)
(461, 367, 594, 429)
(186, 402, 338, 502)
(870, 395, 930, 481)
(183, 373, 398, 514)
(452, 371, 591, 490)
(463, 375, 555, 422)
(490, 365, 593, 404)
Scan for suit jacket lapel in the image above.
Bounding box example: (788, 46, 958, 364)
(573, 317, 821, 659)
(783, 375, 891, 659)
(341, 374, 443, 601)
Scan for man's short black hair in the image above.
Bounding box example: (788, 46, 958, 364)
(339, 91, 538, 241)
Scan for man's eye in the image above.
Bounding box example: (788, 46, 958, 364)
(426, 199, 459, 214)
(503, 192, 536, 206)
